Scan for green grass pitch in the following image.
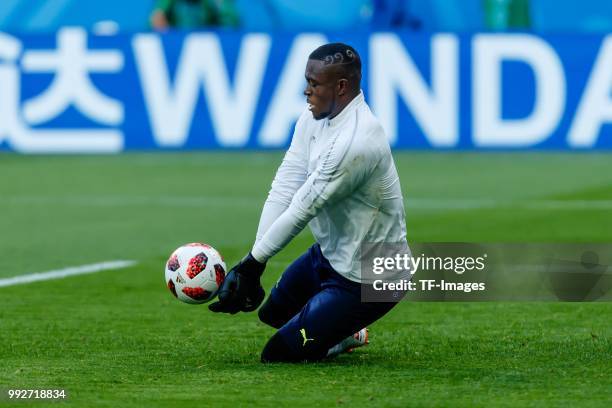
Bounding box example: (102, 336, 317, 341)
(0, 152, 610, 407)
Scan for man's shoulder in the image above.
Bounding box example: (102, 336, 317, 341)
(352, 104, 389, 154)
(357, 102, 386, 137)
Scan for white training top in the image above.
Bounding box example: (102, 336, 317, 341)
(251, 91, 408, 283)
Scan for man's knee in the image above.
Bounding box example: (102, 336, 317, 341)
(261, 330, 329, 363)
(258, 296, 292, 329)
(260, 332, 298, 363)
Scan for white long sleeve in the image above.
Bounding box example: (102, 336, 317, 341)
(252, 92, 408, 283)
(255, 110, 309, 243)
(253, 120, 369, 259)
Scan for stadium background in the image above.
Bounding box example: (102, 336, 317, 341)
(1, 1, 611, 407)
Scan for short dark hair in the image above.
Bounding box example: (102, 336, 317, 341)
(309, 43, 361, 85)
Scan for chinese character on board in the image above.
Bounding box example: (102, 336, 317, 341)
(0, 28, 124, 153)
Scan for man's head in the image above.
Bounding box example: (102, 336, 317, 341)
(304, 43, 362, 120)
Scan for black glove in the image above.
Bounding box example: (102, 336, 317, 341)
(208, 253, 266, 314)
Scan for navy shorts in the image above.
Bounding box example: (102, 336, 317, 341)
(259, 244, 402, 361)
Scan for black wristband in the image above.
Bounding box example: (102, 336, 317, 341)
(240, 253, 266, 277)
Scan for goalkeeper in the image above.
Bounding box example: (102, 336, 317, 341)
(209, 43, 410, 362)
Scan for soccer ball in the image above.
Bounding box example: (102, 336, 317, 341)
(164, 243, 226, 304)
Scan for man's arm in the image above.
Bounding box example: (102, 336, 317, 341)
(209, 125, 372, 314)
(251, 130, 374, 263)
(255, 110, 310, 243)
(208, 110, 309, 314)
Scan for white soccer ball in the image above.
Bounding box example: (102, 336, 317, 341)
(164, 243, 226, 304)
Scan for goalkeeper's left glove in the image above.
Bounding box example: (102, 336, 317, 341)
(208, 253, 266, 314)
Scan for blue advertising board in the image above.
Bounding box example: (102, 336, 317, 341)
(0, 29, 611, 152)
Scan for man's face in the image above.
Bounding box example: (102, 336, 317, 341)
(304, 59, 338, 120)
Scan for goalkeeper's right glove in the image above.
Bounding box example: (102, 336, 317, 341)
(208, 253, 266, 314)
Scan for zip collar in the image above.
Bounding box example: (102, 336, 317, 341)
(327, 90, 364, 129)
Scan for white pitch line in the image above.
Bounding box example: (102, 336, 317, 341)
(0, 260, 137, 288)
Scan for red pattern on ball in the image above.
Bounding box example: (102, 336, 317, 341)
(214, 264, 226, 287)
(167, 279, 178, 298)
(167, 254, 180, 272)
(182, 286, 211, 300)
(186, 252, 208, 279)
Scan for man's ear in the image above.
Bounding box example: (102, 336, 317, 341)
(337, 78, 348, 96)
